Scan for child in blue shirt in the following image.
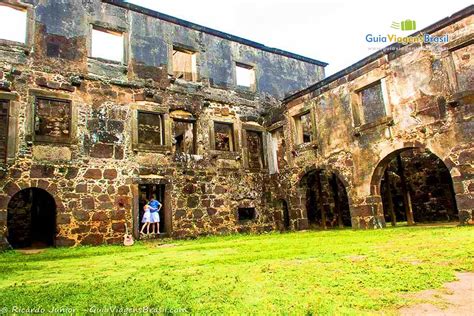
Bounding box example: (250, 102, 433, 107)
(149, 195, 162, 234)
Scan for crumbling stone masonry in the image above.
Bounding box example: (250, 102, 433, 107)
(276, 7, 473, 230)
(0, 1, 472, 248)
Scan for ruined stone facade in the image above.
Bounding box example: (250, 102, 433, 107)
(276, 8, 473, 230)
(0, 0, 472, 248)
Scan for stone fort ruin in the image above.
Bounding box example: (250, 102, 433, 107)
(0, 1, 472, 248)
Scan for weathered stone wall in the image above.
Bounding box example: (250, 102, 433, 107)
(278, 12, 473, 229)
(0, 0, 325, 247)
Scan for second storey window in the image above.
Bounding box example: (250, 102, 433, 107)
(173, 119, 195, 155)
(172, 47, 197, 81)
(214, 122, 234, 151)
(359, 81, 386, 124)
(0, 4, 27, 44)
(236, 63, 255, 88)
(0, 100, 9, 163)
(34, 97, 72, 143)
(91, 27, 124, 63)
(451, 44, 473, 92)
(294, 112, 312, 145)
(138, 111, 164, 146)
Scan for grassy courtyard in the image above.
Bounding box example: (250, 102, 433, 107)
(0, 225, 473, 314)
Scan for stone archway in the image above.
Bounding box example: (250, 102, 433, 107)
(371, 147, 459, 226)
(7, 188, 57, 248)
(299, 169, 352, 229)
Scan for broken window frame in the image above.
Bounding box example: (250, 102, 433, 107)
(269, 125, 286, 174)
(350, 75, 391, 131)
(211, 121, 236, 153)
(171, 45, 198, 82)
(33, 96, 73, 144)
(242, 124, 267, 170)
(293, 110, 314, 145)
(357, 80, 387, 125)
(136, 110, 167, 151)
(171, 116, 197, 155)
(88, 24, 127, 64)
(445, 37, 474, 98)
(0, 2, 32, 47)
(235, 62, 256, 91)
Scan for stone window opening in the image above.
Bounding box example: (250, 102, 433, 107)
(0, 100, 9, 164)
(137, 111, 165, 148)
(354, 80, 387, 126)
(172, 118, 196, 155)
(270, 127, 286, 173)
(172, 47, 197, 82)
(34, 97, 72, 144)
(0, 4, 27, 44)
(238, 207, 256, 222)
(450, 43, 473, 94)
(213, 122, 235, 152)
(90, 26, 124, 63)
(245, 130, 265, 169)
(294, 112, 313, 145)
(235, 62, 256, 89)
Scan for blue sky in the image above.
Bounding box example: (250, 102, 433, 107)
(127, 0, 471, 75)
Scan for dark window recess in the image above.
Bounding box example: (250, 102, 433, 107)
(138, 112, 164, 146)
(214, 122, 234, 151)
(360, 82, 386, 124)
(34, 97, 71, 143)
(246, 130, 264, 169)
(295, 112, 312, 144)
(0, 100, 9, 163)
(173, 119, 195, 154)
(46, 42, 60, 58)
(300, 113, 312, 143)
(238, 207, 256, 221)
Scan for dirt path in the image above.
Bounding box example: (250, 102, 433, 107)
(399, 272, 474, 315)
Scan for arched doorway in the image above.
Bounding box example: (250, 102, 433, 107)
(7, 188, 56, 248)
(375, 148, 458, 225)
(299, 170, 351, 229)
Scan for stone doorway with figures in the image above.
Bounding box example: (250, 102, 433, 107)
(137, 183, 167, 239)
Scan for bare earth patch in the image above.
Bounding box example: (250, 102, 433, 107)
(399, 272, 474, 315)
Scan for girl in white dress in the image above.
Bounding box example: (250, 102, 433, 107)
(140, 204, 151, 235)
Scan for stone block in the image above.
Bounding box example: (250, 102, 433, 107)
(84, 169, 102, 180)
(90, 143, 114, 159)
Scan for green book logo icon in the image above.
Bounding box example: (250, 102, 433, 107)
(391, 19, 417, 31)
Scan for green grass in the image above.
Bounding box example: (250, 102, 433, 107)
(0, 225, 473, 315)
